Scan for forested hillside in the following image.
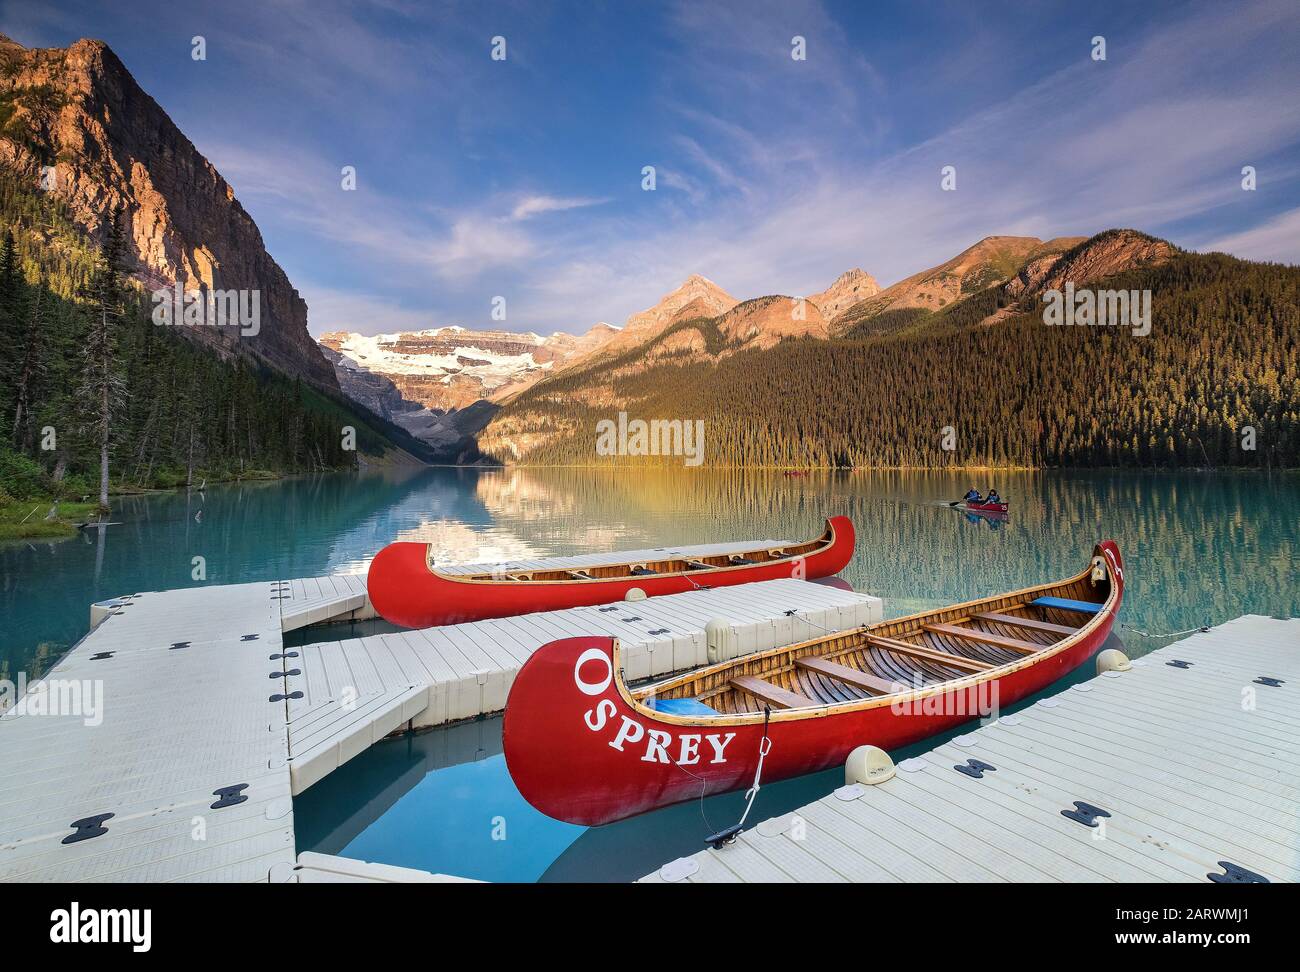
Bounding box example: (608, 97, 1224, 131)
(0, 172, 426, 509)
(482, 249, 1300, 468)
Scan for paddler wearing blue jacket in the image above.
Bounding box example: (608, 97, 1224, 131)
(963, 488, 982, 503)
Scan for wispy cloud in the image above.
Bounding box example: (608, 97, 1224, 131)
(17, 0, 1295, 336)
(1199, 207, 1300, 264)
(510, 195, 609, 220)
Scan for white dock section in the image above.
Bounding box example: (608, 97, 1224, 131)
(278, 573, 373, 631)
(0, 583, 295, 882)
(0, 568, 879, 881)
(643, 616, 1300, 884)
(284, 578, 882, 793)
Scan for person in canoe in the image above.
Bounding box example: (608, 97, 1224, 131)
(963, 487, 983, 504)
(986, 488, 1002, 504)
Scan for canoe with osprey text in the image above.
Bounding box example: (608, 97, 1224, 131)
(367, 516, 856, 628)
(503, 541, 1123, 826)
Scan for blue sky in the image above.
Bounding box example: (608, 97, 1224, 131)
(6, 0, 1299, 336)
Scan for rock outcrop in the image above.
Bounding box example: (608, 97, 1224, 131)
(1003, 229, 1176, 299)
(0, 34, 337, 389)
(808, 268, 880, 321)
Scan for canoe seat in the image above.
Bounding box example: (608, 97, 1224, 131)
(1031, 596, 1102, 615)
(972, 611, 1079, 636)
(568, 570, 594, 580)
(922, 622, 1045, 655)
(730, 675, 816, 709)
(685, 560, 712, 570)
(648, 697, 719, 716)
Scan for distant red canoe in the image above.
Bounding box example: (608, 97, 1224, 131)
(504, 541, 1123, 826)
(367, 516, 856, 629)
(956, 500, 1009, 513)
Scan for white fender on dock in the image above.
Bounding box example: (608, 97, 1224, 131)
(1096, 648, 1131, 674)
(845, 745, 896, 786)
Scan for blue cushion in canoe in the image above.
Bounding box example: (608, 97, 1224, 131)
(1032, 596, 1102, 615)
(648, 697, 719, 716)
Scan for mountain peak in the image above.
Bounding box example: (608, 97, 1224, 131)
(809, 267, 881, 320)
(680, 272, 719, 286)
(621, 274, 737, 338)
(670, 273, 732, 301)
(0, 34, 339, 390)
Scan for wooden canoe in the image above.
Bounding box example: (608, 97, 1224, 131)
(503, 540, 1124, 826)
(367, 516, 856, 628)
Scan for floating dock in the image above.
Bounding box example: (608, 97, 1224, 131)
(643, 615, 1299, 884)
(0, 565, 880, 882)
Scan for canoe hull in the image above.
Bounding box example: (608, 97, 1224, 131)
(957, 501, 1009, 513)
(503, 541, 1123, 826)
(367, 516, 856, 629)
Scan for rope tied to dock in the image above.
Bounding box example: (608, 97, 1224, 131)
(737, 722, 773, 830)
(704, 706, 772, 849)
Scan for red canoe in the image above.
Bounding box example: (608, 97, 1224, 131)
(367, 516, 856, 629)
(957, 500, 1009, 513)
(504, 541, 1124, 826)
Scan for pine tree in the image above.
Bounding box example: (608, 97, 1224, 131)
(79, 207, 128, 514)
(10, 281, 47, 445)
(0, 228, 21, 416)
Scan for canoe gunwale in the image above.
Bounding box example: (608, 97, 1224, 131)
(425, 517, 842, 585)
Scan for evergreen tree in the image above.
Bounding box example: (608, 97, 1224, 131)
(10, 281, 47, 445)
(78, 207, 128, 513)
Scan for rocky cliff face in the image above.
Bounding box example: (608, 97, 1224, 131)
(0, 34, 337, 389)
(1003, 229, 1176, 299)
(715, 295, 829, 348)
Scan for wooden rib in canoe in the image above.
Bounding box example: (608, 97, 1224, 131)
(795, 656, 896, 696)
(922, 622, 1047, 655)
(863, 634, 993, 674)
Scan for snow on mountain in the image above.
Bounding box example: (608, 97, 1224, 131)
(318, 323, 618, 411)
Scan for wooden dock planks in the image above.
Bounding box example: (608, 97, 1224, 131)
(643, 616, 1300, 884)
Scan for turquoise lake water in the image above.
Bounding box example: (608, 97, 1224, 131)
(3, 466, 1297, 880)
